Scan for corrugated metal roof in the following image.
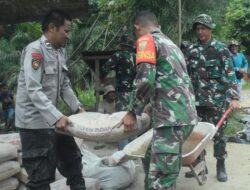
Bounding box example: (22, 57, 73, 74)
(0, 0, 88, 24)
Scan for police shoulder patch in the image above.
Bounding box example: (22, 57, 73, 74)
(31, 52, 43, 70)
(136, 34, 156, 65)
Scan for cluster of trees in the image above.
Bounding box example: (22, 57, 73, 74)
(0, 0, 249, 89)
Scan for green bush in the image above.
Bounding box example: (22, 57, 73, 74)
(58, 87, 96, 115)
(225, 111, 244, 136)
(242, 82, 250, 90)
(76, 87, 96, 110)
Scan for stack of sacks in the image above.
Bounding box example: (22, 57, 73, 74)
(0, 143, 20, 190)
(0, 133, 101, 190)
(0, 133, 27, 190)
(0, 133, 21, 150)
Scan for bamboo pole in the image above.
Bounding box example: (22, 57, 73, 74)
(178, 0, 182, 46)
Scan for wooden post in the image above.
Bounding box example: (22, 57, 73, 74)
(178, 0, 182, 46)
(95, 59, 100, 111)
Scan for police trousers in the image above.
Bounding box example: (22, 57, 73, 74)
(19, 128, 85, 190)
(143, 125, 194, 190)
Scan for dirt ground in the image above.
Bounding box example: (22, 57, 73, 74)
(86, 141, 250, 190)
(85, 89, 250, 190)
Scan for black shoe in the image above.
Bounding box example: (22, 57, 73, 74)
(69, 177, 86, 190)
(217, 159, 228, 182)
(185, 166, 208, 178)
(70, 184, 86, 190)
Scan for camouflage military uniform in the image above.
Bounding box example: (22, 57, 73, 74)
(101, 50, 136, 111)
(186, 38, 239, 159)
(128, 29, 198, 189)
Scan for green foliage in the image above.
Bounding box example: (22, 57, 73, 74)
(224, 0, 250, 54)
(58, 87, 96, 115)
(76, 87, 96, 110)
(226, 111, 245, 136)
(242, 82, 250, 90)
(0, 22, 40, 87)
(0, 39, 21, 87)
(0, 0, 243, 91)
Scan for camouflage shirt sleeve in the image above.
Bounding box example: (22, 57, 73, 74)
(127, 35, 158, 115)
(220, 47, 239, 101)
(127, 63, 156, 115)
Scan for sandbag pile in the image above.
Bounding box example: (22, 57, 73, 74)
(0, 133, 101, 190)
(0, 143, 20, 190)
(0, 133, 28, 190)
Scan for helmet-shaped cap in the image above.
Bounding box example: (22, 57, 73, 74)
(193, 14, 216, 30)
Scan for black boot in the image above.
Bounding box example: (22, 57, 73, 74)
(70, 183, 86, 190)
(68, 176, 86, 190)
(216, 159, 228, 182)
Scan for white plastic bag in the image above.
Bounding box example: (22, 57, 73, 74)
(82, 149, 136, 190)
(58, 112, 150, 142)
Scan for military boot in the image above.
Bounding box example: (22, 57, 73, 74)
(216, 159, 228, 182)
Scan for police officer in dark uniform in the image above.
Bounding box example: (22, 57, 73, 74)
(15, 9, 85, 190)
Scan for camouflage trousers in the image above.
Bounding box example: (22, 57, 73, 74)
(143, 125, 194, 190)
(115, 91, 130, 111)
(196, 106, 228, 159)
(19, 128, 85, 190)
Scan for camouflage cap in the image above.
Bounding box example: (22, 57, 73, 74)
(193, 14, 216, 30)
(103, 85, 115, 96)
(229, 40, 240, 46)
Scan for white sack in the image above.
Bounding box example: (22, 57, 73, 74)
(17, 152, 22, 166)
(82, 149, 136, 190)
(17, 168, 28, 184)
(50, 177, 100, 190)
(0, 161, 21, 181)
(17, 183, 26, 190)
(0, 133, 21, 150)
(0, 177, 19, 190)
(0, 143, 18, 163)
(123, 129, 153, 158)
(58, 112, 150, 142)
